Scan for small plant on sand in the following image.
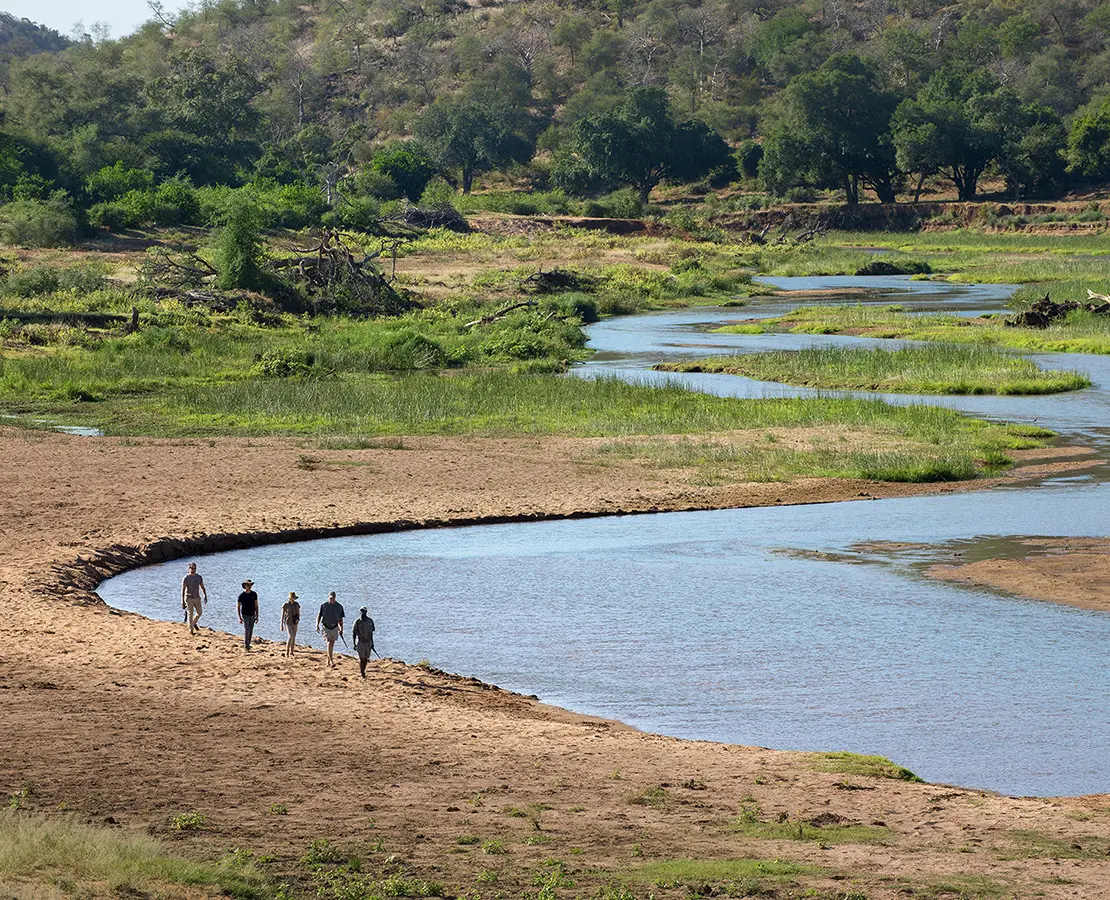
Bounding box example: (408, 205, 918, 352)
(481, 839, 506, 855)
(301, 837, 348, 866)
(457, 835, 481, 845)
(170, 810, 207, 831)
(269, 802, 288, 816)
(296, 454, 321, 470)
(533, 860, 575, 899)
(476, 869, 499, 883)
(7, 788, 28, 810)
(627, 786, 670, 809)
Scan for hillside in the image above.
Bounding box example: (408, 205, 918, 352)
(2, 0, 1110, 240)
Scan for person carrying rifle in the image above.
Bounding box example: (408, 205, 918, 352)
(352, 607, 376, 678)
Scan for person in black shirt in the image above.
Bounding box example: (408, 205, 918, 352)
(237, 579, 259, 651)
(316, 591, 345, 668)
(352, 607, 376, 678)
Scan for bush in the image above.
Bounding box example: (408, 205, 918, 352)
(0, 196, 79, 247)
(582, 188, 645, 219)
(370, 143, 436, 202)
(323, 195, 382, 232)
(255, 348, 318, 378)
(253, 180, 329, 229)
(356, 169, 402, 200)
(214, 196, 266, 291)
(3, 265, 108, 297)
(151, 178, 201, 225)
(85, 163, 154, 203)
(378, 329, 450, 369)
(736, 140, 764, 180)
(855, 259, 931, 276)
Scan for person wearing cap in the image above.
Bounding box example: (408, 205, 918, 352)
(180, 563, 208, 635)
(237, 579, 259, 651)
(316, 591, 345, 668)
(352, 607, 376, 678)
(280, 591, 301, 657)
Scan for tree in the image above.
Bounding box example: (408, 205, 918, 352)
(760, 55, 902, 204)
(415, 100, 532, 194)
(1067, 95, 1110, 182)
(370, 143, 436, 202)
(555, 86, 734, 202)
(891, 70, 1019, 202)
(998, 104, 1068, 199)
(415, 62, 538, 194)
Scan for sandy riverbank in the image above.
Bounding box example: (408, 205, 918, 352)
(2, 426, 1108, 899)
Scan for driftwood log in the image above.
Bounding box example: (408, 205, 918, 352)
(1006, 293, 1110, 328)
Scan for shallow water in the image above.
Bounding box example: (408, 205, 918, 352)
(99, 277, 1110, 797)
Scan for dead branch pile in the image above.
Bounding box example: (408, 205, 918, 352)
(520, 268, 596, 294)
(393, 200, 469, 232)
(272, 229, 415, 316)
(140, 247, 218, 289)
(1006, 293, 1110, 328)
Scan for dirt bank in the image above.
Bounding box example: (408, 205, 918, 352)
(2, 427, 1108, 899)
(929, 537, 1110, 612)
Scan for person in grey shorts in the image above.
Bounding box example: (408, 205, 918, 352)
(180, 563, 208, 634)
(237, 579, 259, 651)
(352, 607, 376, 678)
(316, 591, 345, 668)
(281, 591, 300, 657)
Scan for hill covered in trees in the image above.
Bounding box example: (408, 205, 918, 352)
(4, 0, 1110, 243)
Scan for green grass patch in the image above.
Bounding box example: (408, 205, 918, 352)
(0, 810, 275, 899)
(811, 751, 923, 782)
(8, 372, 1055, 484)
(627, 786, 671, 809)
(731, 815, 891, 845)
(996, 828, 1110, 860)
(658, 345, 1090, 395)
(744, 303, 1110, 355)
(630, 857, 822, 895)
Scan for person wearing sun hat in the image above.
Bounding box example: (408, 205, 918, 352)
(237, 579, 259, 651)
(280, 591, 301, 657)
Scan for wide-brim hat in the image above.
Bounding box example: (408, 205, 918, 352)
(242, 579, 254, 587)
(289, 591, 298, 600)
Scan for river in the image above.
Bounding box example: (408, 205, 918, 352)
(98, 277, 1110, 797)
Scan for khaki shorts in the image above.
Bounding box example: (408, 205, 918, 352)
(323, 625, 339, 643)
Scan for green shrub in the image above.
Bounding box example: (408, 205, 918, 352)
(0, 196, 79, 247)
(3, 265, 108, 297)
(324, 194, 382, 232)
(378, 329, 451, 370)
(370, 143, 436, 202)
(214, 195, 266, 290)
(583, 188, 644, 219)
(151, 178, 201, 225)
(255, 348, 319, 378)
(85, 162, 154, 202)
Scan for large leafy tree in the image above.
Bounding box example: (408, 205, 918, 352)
(555, 86, 733, 202)
(415, 61, 537, 194)
(891, 70, 1021, 202)
(760, 55, 902, 204)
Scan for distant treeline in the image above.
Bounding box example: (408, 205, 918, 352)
(3, 0, 1110, 242)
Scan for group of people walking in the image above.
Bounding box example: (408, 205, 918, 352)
(180, 563, 378, 676)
